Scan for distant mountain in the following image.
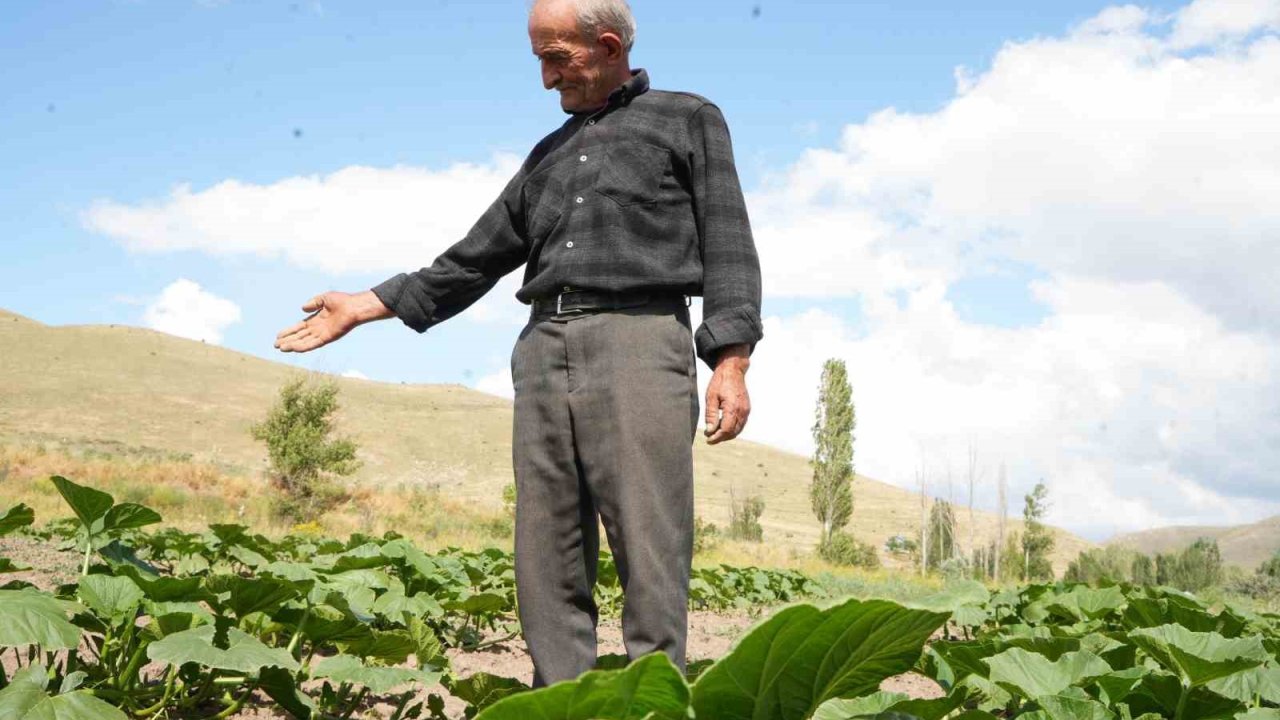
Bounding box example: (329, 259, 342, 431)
(1107, 516, 1280, 570)
(0, 307, 1092, 568)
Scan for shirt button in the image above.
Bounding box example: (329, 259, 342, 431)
(587, 119, 596, 125)
(579, 155, 588, 162)
(566, 241, 574, 248)
(575, 196, 584, 203)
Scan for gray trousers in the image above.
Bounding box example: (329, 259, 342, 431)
(509, 297, 699, 687)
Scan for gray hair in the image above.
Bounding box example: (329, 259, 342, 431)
(577, 0, 636, 51)
(533, 0, 637, 51)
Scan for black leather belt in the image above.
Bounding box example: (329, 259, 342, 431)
(530, 287, 688, 319)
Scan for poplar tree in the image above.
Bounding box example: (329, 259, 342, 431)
(1021, 481, 1054, 580)
(810, 358, 855, 547)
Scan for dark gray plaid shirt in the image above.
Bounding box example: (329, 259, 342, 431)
(371, 68, 763, 369)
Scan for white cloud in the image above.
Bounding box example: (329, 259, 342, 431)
(84, 156, 523, 276)
(1170, 0, 1280, 48)
(341, 369, 369, 380)
(143, 279, 241, 345)
(725, 0, 1280, 536)
(474, 368, 514, 399)
(741, 277, 1280, 539)
(748, 1, 1280, 334)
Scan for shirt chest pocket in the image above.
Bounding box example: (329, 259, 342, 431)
(595, 141, 670, 207)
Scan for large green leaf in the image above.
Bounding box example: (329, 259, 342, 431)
(50, 476, 114, 530)
(147, 624, 299, 673)
(450, 672, 530, 714)
(1035, 694, 1114, 720)
(444, 591, 509, 616)
(1047, 586, 1126, 623)
(690, 599, 949, 720)
(101, 503, 161, 532)
(223, 575, 298, 619)
(0, 504, 35, 536)
(1089, 667, 1146, 707)
(984, 648, 1111, 700)
(1129, 624, 1267, 688)
(476, 652, 687, 720)
(0, 665, 128, 720)
(812, 688, 966, 720)
(0, 589, 83, 650)
(76, 575, 144, 623)
(810, 692, 906, 720)
(259, 666, 317, 720)
(1207, 665, 1280, 705)
(313, 654, 442, 694)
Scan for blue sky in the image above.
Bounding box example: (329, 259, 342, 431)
(2, 0, 1171, 368)
(5, 0, 1279, 537)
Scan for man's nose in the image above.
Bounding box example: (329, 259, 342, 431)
(541, 61, 559, 90)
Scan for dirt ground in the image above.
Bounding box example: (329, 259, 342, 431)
(1, 536, 943, 718)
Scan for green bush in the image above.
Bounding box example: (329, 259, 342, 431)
(251, 376, 360, 522)
(819, 531, 880, 569)
(693, 516, 720, 555)
(728, 493, 764, 543)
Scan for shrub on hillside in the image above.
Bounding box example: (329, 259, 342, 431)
(819, 531, 880, 569)
(693, 516, 721, 555)
(728, 490, 765, 543)
(251, 376, 360, 522)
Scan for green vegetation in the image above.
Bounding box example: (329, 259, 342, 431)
(0, 478, 816, 719)
(926, 498, 958, 572)
(727, 488, 765, 543)
(809, 358, 855, 551)
(1021, 481, 1054, 581)
(1066, 538, 1226, 594)
(251, 377, 361, 522)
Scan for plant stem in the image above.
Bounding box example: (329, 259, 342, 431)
(211, 680, 260, 720)
(340, 687, 370, 720)
(133, 666, 179, 717)
(1174, 684, 1189, 720)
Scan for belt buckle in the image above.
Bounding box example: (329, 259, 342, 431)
(556, 287, 583, 316)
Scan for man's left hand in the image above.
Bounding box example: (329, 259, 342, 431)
(704, 344, 751, 445)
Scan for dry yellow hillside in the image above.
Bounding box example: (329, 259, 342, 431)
(0, 307, 1091, 570)
(1109, 515, 1280, 570)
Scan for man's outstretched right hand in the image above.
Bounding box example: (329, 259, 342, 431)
(274, 290, 393, 353)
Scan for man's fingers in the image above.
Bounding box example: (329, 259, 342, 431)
(301, 295, 325, 313)
(707, 407, 741, 444)
(704, 390, 722, 435)
(276, 320, 308, 341)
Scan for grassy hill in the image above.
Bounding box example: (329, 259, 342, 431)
(1108, 516, 1280, 571)
(0, 307, 1092, 570)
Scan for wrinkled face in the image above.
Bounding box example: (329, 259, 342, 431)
(529, 0, 609, 113)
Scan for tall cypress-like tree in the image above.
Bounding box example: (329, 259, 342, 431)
(810, 358, 855, 547)
(1021, 481, 1054, 580)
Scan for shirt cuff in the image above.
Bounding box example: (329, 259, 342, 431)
(371, 273, 434, 334)
(694, 306, 764, 369)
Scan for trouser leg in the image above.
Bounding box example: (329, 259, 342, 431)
(566, 302, 700, 671)
(511, 319, 599, 687)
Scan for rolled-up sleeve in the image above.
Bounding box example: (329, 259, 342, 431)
(687, 103, 764, 369)
(370, 168, 530, 333)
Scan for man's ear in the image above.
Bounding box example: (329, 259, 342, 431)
(597, 31, 625, 64)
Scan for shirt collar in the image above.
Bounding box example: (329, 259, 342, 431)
(608, 68, 649, 106)
(572, 68, 649, 118)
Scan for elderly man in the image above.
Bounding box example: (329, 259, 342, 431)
(274, 0, 762, 687)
